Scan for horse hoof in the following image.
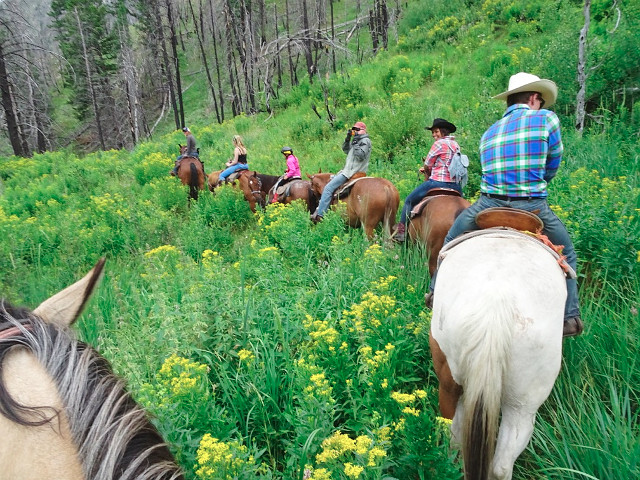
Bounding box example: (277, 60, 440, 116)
(424, 291, 434, 309)
(563, 317, 584, 337)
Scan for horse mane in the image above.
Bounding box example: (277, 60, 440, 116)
(0, 302, 184, 480)
(256, 173, 279, 192)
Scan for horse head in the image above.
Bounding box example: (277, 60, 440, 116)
(246, 171, 265, 206)
(307, 172, 330, 198)
(178, 143, 187, 155)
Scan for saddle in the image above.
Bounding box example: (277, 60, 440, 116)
(475, 207, 543, 232)
(409, 188, 462, 218)
(438, 208, 574, 277)
(274, 178, 303, 197)
(225, 169, 248, 183)
(335, 172, 368, 200)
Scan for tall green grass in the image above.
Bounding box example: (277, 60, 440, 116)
(1, 0, 639, 478)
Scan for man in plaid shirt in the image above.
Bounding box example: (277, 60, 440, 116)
(430, 72, 582, 337)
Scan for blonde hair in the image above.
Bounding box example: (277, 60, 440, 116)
(232, 135, 246, 153)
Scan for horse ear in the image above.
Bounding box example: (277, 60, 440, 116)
(34, 258, 106, 328)
(306, 172, 312, 179)
(318, 168, 322, 173)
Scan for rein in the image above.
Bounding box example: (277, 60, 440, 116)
(0, 322, 32, 340)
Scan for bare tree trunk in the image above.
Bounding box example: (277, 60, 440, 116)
(74, 6, 105, 150)
(223, 1, 241, 115)
(207, 0, 225, 121)
(576, 0, 590, 134)
(188, 0, 221, 123)
(153, 0, 180, 130)
(284, 0, 297, 86)
(0, 43, 27, 157)
(330, 0, 336, 74)
(300, 0, 314, 82)
(274, 4, 282, 89)
(166, 0, 185, 127)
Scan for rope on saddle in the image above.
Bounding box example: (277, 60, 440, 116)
(438, 227, 577, 279)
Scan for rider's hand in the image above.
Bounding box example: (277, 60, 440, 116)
(345, 130, 353, 143)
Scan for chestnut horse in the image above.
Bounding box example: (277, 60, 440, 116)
(308, 173, 399, 239)
(430, 231, 566, 480)
(269, 178, 318, 212)
(0, 259, 183, 480)
(176, 145, 205, 200)
(408, 193, 471, 276)
(236, 171, 265, 212)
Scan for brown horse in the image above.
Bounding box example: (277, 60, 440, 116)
(308, 173, 400, 239)
(176, 145, 205, 200)
(269, 178, 318, 212)
(236, 170, 265, 212)
(207, 170, 222, 191)
(207, 169, 262, 212)
(0, 259, 183, 480)
(407, 193, 471, 276)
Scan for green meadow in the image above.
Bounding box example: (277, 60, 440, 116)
(1, 0, 639, 478)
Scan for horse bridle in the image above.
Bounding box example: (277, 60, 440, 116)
(0, 322, 32, 340)
(247, 175, 265, 205)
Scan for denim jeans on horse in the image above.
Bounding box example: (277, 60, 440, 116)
(401, 180, 462, 224)
(316, 173, 349, 217)
(219, 163, 249, 181)
(441, 194, 580, 319)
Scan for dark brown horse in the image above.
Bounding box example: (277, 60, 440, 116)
(269, 178, 318, 212)
(407, 192, 471, 276)
(308, 173, 400, 239)
(176, 145, 205, 200)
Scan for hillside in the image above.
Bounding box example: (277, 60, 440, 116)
(1, 0, 639, 479)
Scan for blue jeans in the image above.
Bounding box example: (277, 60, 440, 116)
(437, 194, 580, 319)
(401, 180, 462, 224)
(316, 173, 348, 217)
(219, 163, 248, 180)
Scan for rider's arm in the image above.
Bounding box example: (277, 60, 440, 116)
(227, 148, 240, 166)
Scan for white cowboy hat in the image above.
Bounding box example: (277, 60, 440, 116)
(493, 72, 558, 107)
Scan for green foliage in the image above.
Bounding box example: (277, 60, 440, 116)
(2, 1, 640, 479)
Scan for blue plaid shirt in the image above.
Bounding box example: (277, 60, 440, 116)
(480, 104, 563, 197)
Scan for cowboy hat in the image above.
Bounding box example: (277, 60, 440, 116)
(493, 72, 558, 107)
(425, 118, 457, 133)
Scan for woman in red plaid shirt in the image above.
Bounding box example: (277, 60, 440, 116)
(394, 118, 464, 242)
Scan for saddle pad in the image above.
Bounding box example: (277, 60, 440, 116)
(475, 207, 543, 232)
(438, 228, 577, 279)
(227, 169, 248, 182)
(276, 178, 303, 196)
(336, 175, 371, 199)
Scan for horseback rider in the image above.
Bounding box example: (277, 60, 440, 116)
(171, 127, 201, 176)
(427, 72, 583, 337)
(271, 146, 302, 203)
(311, 121, 372, 222)
(394, 118, 464, 242)
(217, 135, 249, 185)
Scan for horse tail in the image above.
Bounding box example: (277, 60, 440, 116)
(189, 162, 198, 200)
(382, 184, 397, 237)
(461, 295, 515, 480)
(307, 186, 319, 213)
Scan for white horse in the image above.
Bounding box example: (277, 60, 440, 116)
(430, 231, 567, 480)
(0, 259, 183, 480)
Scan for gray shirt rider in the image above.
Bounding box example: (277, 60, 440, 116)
(340, 133, 371, 178)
